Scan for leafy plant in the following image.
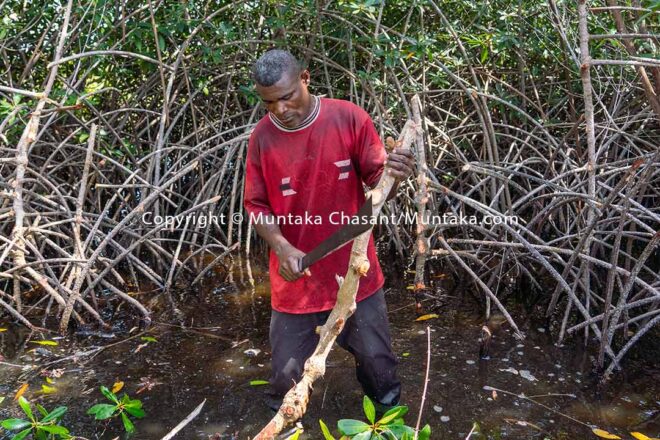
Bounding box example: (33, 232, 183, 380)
(0, 396, 70, 440)
(319, 396, 431, 440)
(87, 385, 145, 434)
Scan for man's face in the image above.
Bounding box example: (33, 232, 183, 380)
(255, 69, 312, 128)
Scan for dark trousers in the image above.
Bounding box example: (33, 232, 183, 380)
(269, 289, 401, 406)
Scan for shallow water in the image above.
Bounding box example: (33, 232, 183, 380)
(0, 257, 658, 439)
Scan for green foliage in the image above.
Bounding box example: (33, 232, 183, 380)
(0, 396, 71, 440)
(87, 386, 145, 434)
(319, 396, 431, 440)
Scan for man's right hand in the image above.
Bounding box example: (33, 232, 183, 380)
(276, 243, 312, 282)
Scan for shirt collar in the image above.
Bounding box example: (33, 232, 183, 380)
(269, 95, 321, 133)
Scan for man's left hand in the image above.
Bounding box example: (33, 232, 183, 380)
(384, 148, 415, 181)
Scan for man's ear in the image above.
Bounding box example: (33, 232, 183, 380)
(300, 70, 310, 85)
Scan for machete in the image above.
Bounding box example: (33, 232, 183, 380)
(299, 195, 374, 271)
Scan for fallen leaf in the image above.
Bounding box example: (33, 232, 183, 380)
(406, 285, 415, 290)
(30, 340, 58, 346)
(0, 328, 7, 332)
(432, 273, 448, 279)
(14, 383, 28, 400)
(519, 370, 537, 382)
(41, 385, 57, 394)
(402, 352, 410, 357)
(112, 381, 124, 393)
(492, 390, 498, 400)
(140, 336, 157, 343)
(631, 432, 659, 440)
(45, 377, 54, 384)
(250, 380, 269, 386)
(415, 314, 439, 322)
(0, 396, 5, 404)
(592, 428, 621, 439)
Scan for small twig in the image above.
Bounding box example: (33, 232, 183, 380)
(160, 399, 206, 440)
(465, 423, 477, 440)
(413, 326, 431, 440)
(482, 385, 587, 427)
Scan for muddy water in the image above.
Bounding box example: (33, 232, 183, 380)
(0, 257, 658, 439)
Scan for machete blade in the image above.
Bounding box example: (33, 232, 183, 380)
(299, 195, 374, 271)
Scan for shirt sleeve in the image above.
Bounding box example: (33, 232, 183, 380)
(353, 114, 386, 188)
(243, 133, 273, 217)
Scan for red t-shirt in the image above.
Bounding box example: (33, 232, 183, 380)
(244, 97, 386, 313)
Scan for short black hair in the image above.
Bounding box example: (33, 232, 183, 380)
(251, 49, 301, 87)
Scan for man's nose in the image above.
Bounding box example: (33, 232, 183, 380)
(274, 101, 287, 117)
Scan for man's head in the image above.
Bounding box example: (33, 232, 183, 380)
(251, 49, 313, 128)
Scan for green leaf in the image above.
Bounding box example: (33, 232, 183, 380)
(87, 403, 116, 420)
(12, 428, 33, 440)
(353, 431, 373, 440)
(0, 396, 5, 405)
(384, 424, 414, 438)
(363, 395, 376, 424)
(35, 428, 47, 440)
(124, 399, 143, 410)
(140, 336, 157, 343)
(319, 419, 336, 440)
(41, 406, 67, 423)
(39, 424, 69, 435)
(249, 380, 269, 386)
(17, 397, 33, 420)
(1, 418, 30, 430)
(337, 419, 370, 436)
(121, 412, 135, 433)
(286, 429, 302, 440)
(124, 406, 146, 419)
(100, 386, 119, 403)
(418, 424, 431, 440)
(377, 406, 408, 425)
(35, 404, 48, 417)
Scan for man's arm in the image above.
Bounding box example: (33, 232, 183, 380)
(375, 147, 415, 200)
(252, 217, 311, 282)
(244, 133, 311, 283)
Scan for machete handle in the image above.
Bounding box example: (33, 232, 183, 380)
(299, 254, 310, 272)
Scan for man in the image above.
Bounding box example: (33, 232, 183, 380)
(243, 49, 415, 413)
